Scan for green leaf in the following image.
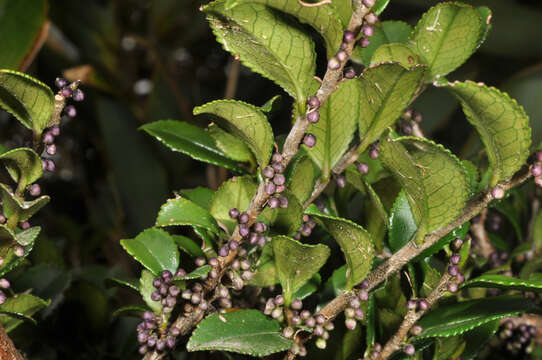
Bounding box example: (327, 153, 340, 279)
(305, 79, 360, 178)
(0, 69, 54, 134)
(112, 305, 147, 317)
(370, 43, 421, 69)
(249, 242, 278, 287)
(208, 125, 255, 164)
(194, 100, 274, 168)
(179, 187, 215, 211)
(210, 176, 258, 234)
(0, 294, 49, 332)
(476, 6, 492, 49)
(0, 183, 49, 222)
(203, 1, 316, 105)
(373, 0, 391, 15)
(388, 190, 417, 252)
(139, 269, 161, 313)
(260, 95, 282, 114)
(187, 309, 293, 356)
(12, 264, 72, 305)
(272, 236, 329, 304)
(409, 2, 483, 81)
(106, 278, 140, 292)
(461, 274, 542, 293)
(356, 21, 413, 65)
(293, 273, 321, 300)
(172, 235, 205, 258)
(357, 64, 425, 153)
(413, 221, 470, 262)
(0, 147, 43, 190)
(236, 0, 343, 59)
(416, 295, 539, 339)
(460, 320, 499, 360)
(155, 197, 220, 234)
(0, 0, 48, 70)
(140, 120, 244, 172)
(0, 239, 34, 277)
(15, 226, 40, 246)
(305, 209, 374, 289)
(120, 228, 179, 275)
(445, 80, 531, 186)
(174, 265, 211, 281)
(262, 192, 304, 236)
(287, 155, 319, 205)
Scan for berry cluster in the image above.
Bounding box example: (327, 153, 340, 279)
(358, 0, 379, 48)
(344, 280, 369, 331)
(136, 309, 177, 355)
(262, 153, 290, 209)
(399, 108, 423, 135)
(0, 277, 10, 305)
(499, 320, 537, 354)
(293, 214, 316, 240)
(446, 238, 465, 293)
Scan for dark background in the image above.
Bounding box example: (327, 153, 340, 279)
(1, 0, 542, 358)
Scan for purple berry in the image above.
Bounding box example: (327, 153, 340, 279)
(345, 318, 357, 330)
(283, 326, 294, 338)
(55, 77, 67, 88)
(343, 30, 355, 42)
(451, 238, 463, 251)
(356, 161, 369, 174)
(43, 132, 54, 145)
(303, 133, 316, 148)
(273, 174, 286, 186)
(142, 310, 154, 321)
(404, 344, 415, 356)
(195, 257, 206, 267)
(359, 290, 369, 301)
(272, 153, 283, 163)
(46, 159, 55, 172)
(229, 240, 239, 250)
(450, 254, 461, 265)
(64, 105, 77, 118)
(407, 300, 417, 310)
(411, 325, 423, 335)
(275, 184, 286, 193)
(328, 57, 340, 70)
(265, 182, 277, 195)
(359, 37, 370, 48)
(13, 245, 24, 257)
(532, 164, 542, 177)
(305, 317, 316, 327)
(418, 300, 429, 311)
(362, 24, 374, 37)
(239, 224, 250, 237)
(151, 292, 161, 301)
(361, 280, 370, 289)
(268, 197, 280, 209)
(61, 87, 72, 98)
(413, 111, 423, 123)
(175, 268, 186, 277)
(448, 265, 459, 276)
(369, 148, 379, 159)
(363, 0, 375, 7)
(229, 208, 240, 219)
(161, 270, 172, 280)
(156, 339, 166, 351)
(335, 175, 346, 188)
(307, 111, 320, 123)
(72, 88, 85, 102)
(279, 195, 288, 208)
(291, 299, 303, 310)
(456, 272, 465, 284)
(336, 50, 348, 62)
(491, 187, 505, 199)
(365, 13, 378, 24)
(253, 222, 267, 233)
(169, 286, 180, 297)
(308, 96, 320, 109)
(219, 246, 229, 257)
(46, 144, 57, 155)
(344, 67, 356, 79)
(138, 345, 148, 355)
(51, 126, 60, 136)
(263, 166, 275, 178)
(209, 257, 219, 267)
(447, 282, 458, 293)
(28, 184, 41, 197)
(272, 162, 285, 173)
(239, 212, 249, 224)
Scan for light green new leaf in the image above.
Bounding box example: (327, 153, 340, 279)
(174, 265, 211, 281)
(357, 64, 425, 153)
(272, 236, 329, 304)
(208, 125, 254, 164)
(356, 21, 413, 65)
(203, 1, 316, 104)
(416, 295, 539, 339)
(0, 183, 49, 222)
(445, 81, 531, 186)
(172, 235, 205, 258)
(155, 197, 220, 234)
(140, 120, 244, 172)
(305, 79, 359, 178)
(194, 100, 274, 169)
(461, 274, 542, 293)
(210, 176, 257, 234)
(139, 270, 162, 313)
(305, 209, 374, 289)
(249, 242, 277, 287)
(0, 69, 54, 134)
(0, 147, 43, 190)
(15, 226, 40, 246)
(371, 43, 421, 69)
(0, 294, 49, 332)
(0, 0, 47, 70)
(187, 310, 293, 356)
(235, 0, 343, 59)
(287, 155, 319, 205)
(120, 228, 179, 275)
(409, 2, 483, 81)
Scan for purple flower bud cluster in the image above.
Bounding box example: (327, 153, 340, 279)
(136, 310, 177, 355)
(446, 238, 465, 293)
(0, 278, 10, 305)
(344, 281, 369, 331)
(150, 270, 182, 314)
(262, 153, 290, 209)
(499, 320, 537, 354)
(356, 11, 378, 49)
(40, 125, 61, 173)
(293, 214, 317, 240)
(533, 151, 542, 188)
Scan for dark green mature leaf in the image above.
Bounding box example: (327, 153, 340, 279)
(210, 176, 257, 234)
(203, 1, 316, 105)
(179, 187, 214, 211)
(107, 278, 140, 292)
(357, 21, 413, 65)
(306, 209, 374, 289)
(409, 2, 483, 81)
(155, 197, 220, 234)
(461, 274, 542, 293)
(172, 235, 205, 258)
(194, 100, 274, 169)
(174, 265, 211, 280)
(0, 147, 42, 190)
(141, 120, 244, 172)
(413, 221, 469, 261)
(272, 236, 330, 303)
(389, 190, 417, 252)
(416, 295, 539, 339)
(0, 0, 47, 70)
(236, 0, 343, 59)
(357, 64, 425, 153)
(264, 192, 304, 235)
(112, 305, 147, 317)
(0, 69, 54, 134)
(287, 155, 319, 205)
(0, 294, 49, 332)
(476, 6, 492, 49)
(461, 320, 499, 360)
(294, 274, 321, 300)
(13, 264, 72, 304)
(120, 228, 179, 275)
(187, 310, 293, 356)
(249, 242, 277, 287)
(446, 81, 531, 186)
(305, 79, 359, 178)
(0, 183, 49, 222)
(371, 43, 421, 69)
(139, 270, 161, 313)
(208, 125, 255, 164)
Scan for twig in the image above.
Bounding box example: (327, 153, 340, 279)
(377, 273, 452, 359)
(471, 209, 495, 259)
(297, 0, 332, 7)
(0, 323, 24, 360)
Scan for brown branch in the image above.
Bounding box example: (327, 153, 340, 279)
(377, 273, 452, 359)
(471, 209, 494, 259)
(0, 323, 24, 360)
